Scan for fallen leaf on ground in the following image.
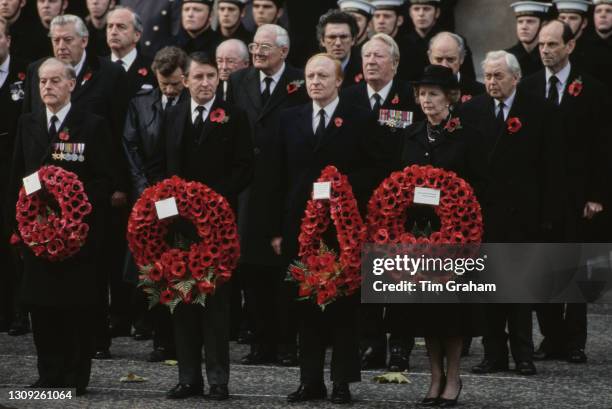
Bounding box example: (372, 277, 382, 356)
(120, 373, 148, 382)
(373, 372, 410, 384)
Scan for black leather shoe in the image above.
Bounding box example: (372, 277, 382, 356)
(437, 379, 462, 408)
(278, 352, 298, 366)
(360, 347, 386, 369)
(287, 383, 327, 402)
(166, 383, 203, 399)
(240, 350, 275, 365)
(533, 347, 565, 361)
(93, 349, 112, 360)
(567, 349, 587, 363)
(148, 347, 175, 362)
(471, 359, 508, 374)
(417, 397, 439, 407)
(7, 322, 29, 336)
(207, 384, 229, 400)
(515, 361, 537, 375)
(388, 346, 410, 372)
(330, 383, 351, 404)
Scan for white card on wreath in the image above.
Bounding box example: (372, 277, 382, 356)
(155, 197, 179, 219)
(313, 182, 331, 200)
(23, 172, 42, 196)
(413, 187, 440, 206)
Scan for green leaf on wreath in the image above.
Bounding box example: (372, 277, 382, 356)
(194, 293, 207, 308)
(173, 279, 196, 297)
(168, 297, 181, 314)
(147, 291, 160, 310)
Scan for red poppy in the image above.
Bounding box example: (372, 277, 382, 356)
(210, 108, 226, 123)
(461, 94, 472, 103)
(197, 280, 215, 294)
(138, 67, 148, 77)
(444, 117, 462, 133)
(334, 117, 343, 127)
(568, 78, 583, 97)
(287, 83, 298, 94)
(354, 73, 363, 83)
(58, 131, 70, 141)
(160, 289, 175, 304)
(9, 233, 21, 245)
(507, 117, 522, 134)
(391, 94, 400, 105)
(82, 72, 92, 82)
(17, 72, 26, 81)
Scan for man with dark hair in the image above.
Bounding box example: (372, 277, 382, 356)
(215, 0, 252, 45)
(317, 9, 361, 88)
(338, 0, 375, 49)
(506, 1, 552, 77)
(163, 51, 253, 401)
(0, 16, 28, 336)
(4, 0, 51, 62)
(521, 18, 610, 366)
(85, 0, 115, 56)
(172, 0, 222, 56)
(252, 0, 284, 27)
(553, 0, 596, 70)
(37, 0, 67, 29)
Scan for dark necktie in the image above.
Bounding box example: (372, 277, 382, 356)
(194, 105, 205, 143)
(115, 59, 124, 70)
(166, 96, 175, 110)
(372, 93, 382, 112)
(49, 115, 59, 140)
(495, 101, 505, 132)
(262, 77, 273, 105)
(548, 75, 559, 106)
(315, 109, 326, 146)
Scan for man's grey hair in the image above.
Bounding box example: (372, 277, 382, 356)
(217, 39, 249, 62)
(428, 31, 466, 60)
(49, 14, 89, 38)
(39, 57, 77, 80)
(482, 50, 522, 79)
(256, 24, 290, 49)
(108, 6, 144, 34)
(361, 33, 400, 65)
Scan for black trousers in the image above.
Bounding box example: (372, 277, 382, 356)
(30, 306, 95, 389)
(172, 284, 230, 386)
(536, 303, 587, 351)
(298, 295, 361, 384)
(482, 304, 534, 363)
(152, 304, 175, 351)
(359, 304, 386, 355)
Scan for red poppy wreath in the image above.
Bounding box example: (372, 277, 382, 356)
(127, 176, 239, 313)
(287, 166, 367, 309)
(12, 165, 92, 261)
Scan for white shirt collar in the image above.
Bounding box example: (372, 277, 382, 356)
(73, 51, 87, 77)
(494, 89, 516, 120)
(259, 62, 285, 87)
(46, 102, 71, 130)
(312, 96, 340, 130)
(111, 48, 138, 71)
(162, 94, 178, 110)
(0, 55, 10, 74)
(190, 96, 216, 123)
(546, 62, 571, 88)
(367, 80, 394, 107)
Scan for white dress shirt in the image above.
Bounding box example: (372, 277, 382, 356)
(191, 96, 216, 124)
(367, 80, 393, 109)
(545, 62, 571, 105)
(312, 96, 340, 133)
(259, 62, 285, 95)
(46, 102, 71, 131)
(0, 55, 10, 89)
(111, 48, 138, 72)
(162, 94, 178, 110)
(494, 89, 516, 121)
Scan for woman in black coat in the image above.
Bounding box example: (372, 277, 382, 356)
(393, 65, 485, 407)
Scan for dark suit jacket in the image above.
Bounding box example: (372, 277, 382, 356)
(341, 50, 362, 89)
(163, 97, 254, 209)
(110, 51, 157, 99)
(457, 90, 564, 242)
(459, 77, 486, 102)
(270, 98, 387, 261)
(23, 54, 130, 192)
(171, 27, 223, 57)
(7, 108, 115, 306)
(506, 42, 543, 78)
(520, 66, 611, 230)
(228, 65, 309, 266)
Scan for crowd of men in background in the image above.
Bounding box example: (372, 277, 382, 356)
(1, 0, 611, 402)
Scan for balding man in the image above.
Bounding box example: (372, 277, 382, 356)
(428, 31, 485, 103)
(270, 53, 384, 404)
(7, 57, 115, 395)
(228, 24, 308, 367)
(216, 39, 249, 101)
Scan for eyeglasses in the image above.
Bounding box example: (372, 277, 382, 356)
(324, 34, 352, 43)
(248, 42, 278, 55)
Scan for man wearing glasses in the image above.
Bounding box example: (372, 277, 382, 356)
(228, 23, 307, 367)
(316, 9, 362, 89)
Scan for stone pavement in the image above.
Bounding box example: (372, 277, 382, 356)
(1, 307, 611, 409)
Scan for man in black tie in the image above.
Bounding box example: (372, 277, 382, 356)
(162, 51, 253, 401)
(228, 23, 308, 366)
(521, 19, 610, 365)
(122, 46, 189, 362)
(270, 53, 384, 405)
(215, 39, 249, 102)
(107, 6, 156, 98)
(458, 50, 563, 376)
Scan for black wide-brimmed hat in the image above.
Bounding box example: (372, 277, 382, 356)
(410, 65, 459, 90)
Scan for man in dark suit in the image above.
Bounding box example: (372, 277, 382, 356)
(4, 0, 51, 62)
(270, 53, 384, 405)
(7, 57, 115, 395)
(163, 51, 253, 401)
(338, 0, 375, 50)
(342, 32, 418, 372)
(85, 0, 114, 57)
(172, 0, 222, 57)
(21, 14, 130, 358)
(215, 39, 249, 102)
(0, 16, 28, 335)
(316, 9, 362, 89)
(521, 19, 610, 365)
(228, 23, 308, 366)
(215, 0, 252, 45)
(459, 50, 563, 376)
(119, 0, 182, 60)
(428, 31, 485, 103)
(107, 6, 156, 98)
(587, 0, 612, 92)
(506, 1, 551, 78)
(123, 46, 189, 362)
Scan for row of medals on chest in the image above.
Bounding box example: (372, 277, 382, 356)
(52, 142, 85, 162)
